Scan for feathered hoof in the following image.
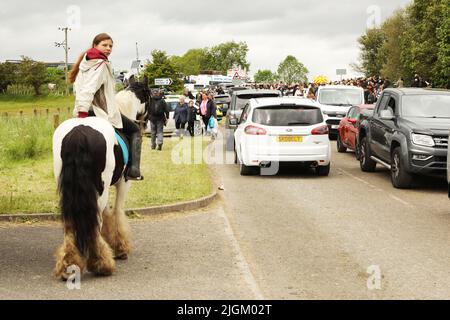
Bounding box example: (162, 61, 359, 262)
(114, 253, 128, 260)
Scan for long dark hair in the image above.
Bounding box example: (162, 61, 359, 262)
(69, 33, 113, 83)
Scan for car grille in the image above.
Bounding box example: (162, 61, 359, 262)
(433, 136, 448, 148)
(326, 119, 341, 126)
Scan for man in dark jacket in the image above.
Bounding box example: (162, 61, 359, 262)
(187, 100, 198, 137)
(149, 89, 169, 150)
(174, 96, 188, 137)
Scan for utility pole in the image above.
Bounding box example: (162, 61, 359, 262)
(135, 42, 141, 76)
(55, 27, 71, 95)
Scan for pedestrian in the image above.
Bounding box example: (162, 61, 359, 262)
(149, 89, 169, 151)
(396, 77, 404, 88)
(187, 100, 197, 137)
(411, 74, 422, 88)
(69, 33, 144, 180)
(174, 95, 188, 137)
(183, 88, 195, 100)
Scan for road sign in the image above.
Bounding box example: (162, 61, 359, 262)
(131, 60, 141, 69)
(155, 78, 173, 86)
(336, 69, 347, 76)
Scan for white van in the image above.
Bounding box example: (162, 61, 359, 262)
(316, 85, 365, 137)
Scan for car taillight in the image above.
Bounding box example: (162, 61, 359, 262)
(311, 125, 329, 135)
(245, 125, 267, 135)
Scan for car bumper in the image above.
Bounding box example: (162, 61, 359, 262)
(408, 147, 447, 176)
(242, 145, 331, 166)
(326, 118, 343, 134)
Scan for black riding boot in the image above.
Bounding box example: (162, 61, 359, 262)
(126, 132, 144, 181)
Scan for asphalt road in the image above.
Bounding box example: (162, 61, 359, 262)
(1, 136, 450, 300)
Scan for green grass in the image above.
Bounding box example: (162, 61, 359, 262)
(0, 132, 213, 214)
(0, 94, 74, 114)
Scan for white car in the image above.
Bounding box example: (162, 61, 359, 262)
(316, 85, 365, 137)
(234, 97, 331, 176)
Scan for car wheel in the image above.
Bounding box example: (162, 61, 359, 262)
(317, 164, 330, 176)
(359, 137, 376, 172)
(391, 147, 413, 189)
(337, 134, 347, 153)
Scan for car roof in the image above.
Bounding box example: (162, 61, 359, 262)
(318, 85, 364, 91)
(384, 88, 450, 95)
(250, 97, 320, 108)
(234, 89, 281, 97)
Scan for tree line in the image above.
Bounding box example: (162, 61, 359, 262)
(353, 0, 449, 88)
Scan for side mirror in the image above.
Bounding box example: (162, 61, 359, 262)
(380, 109, 394, 120)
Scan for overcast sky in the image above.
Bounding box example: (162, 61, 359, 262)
(0, 0, 411, 81)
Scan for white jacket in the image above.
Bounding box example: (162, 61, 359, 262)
(73, 55, 123, 129)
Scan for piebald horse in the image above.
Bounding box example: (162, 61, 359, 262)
(52, 76, 150, 279)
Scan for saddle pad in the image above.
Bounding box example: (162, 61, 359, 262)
(115, 131, 129, 165)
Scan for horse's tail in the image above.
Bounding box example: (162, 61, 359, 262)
(58, 125, 107, 256)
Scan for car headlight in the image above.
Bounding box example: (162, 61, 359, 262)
(411, 133, 435, 147)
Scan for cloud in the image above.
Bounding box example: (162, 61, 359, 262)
(0, 0, 411, 81)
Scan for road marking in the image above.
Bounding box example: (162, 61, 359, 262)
(217, 207, 265, 300)
(337, 168, 414, 208)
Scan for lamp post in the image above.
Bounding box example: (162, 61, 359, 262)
(55, 27, 71, 95)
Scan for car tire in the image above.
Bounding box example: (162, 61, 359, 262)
(391, 147, 413, 189)
(337, 134, 347, 153)
(359, 137, 377, 172)
(317, 164, 331, 176)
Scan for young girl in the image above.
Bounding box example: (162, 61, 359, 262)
(69, 33, 143, 180)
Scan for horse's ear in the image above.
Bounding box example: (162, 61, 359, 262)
(129, 75, 136, 85)
(143, 76, 149, 87)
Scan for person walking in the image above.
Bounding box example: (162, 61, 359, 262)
(69, 33, 144, 180)
(149, 89, 169, 150)
(186, 100, 197, 137)
(174, 95, 188, 137)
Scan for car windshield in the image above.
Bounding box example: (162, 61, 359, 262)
(235, 94, 280, 109)
(167, 102, 178, 111)
(252, 106, 323, 126)
(318, 89, 363, 106)
(402, 94, 450, 118)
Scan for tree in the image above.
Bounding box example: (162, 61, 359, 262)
(142, 50, 183, 92)
(277, 55, 309, 84)
(0, 62, 19, 93)
(355, 28, 385, 77)
(379, 9, 408, 81)
(17, 57, 47, 95)
(254, 69, 278, 83)
(170, 48, 210, 76)
(207, 41, 250, 74)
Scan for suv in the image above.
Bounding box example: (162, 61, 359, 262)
(358, 88, 450, 188)
(226, 89, 282, 150)
(316, 85, 365, 137)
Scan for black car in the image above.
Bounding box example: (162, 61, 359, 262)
(358, 88, 450, 188)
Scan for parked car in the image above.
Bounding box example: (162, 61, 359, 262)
(234, 97, 331, 176)
(316, 85, 365, 138)
(337, 104, 375, 156)
(226, 89, 282, 150)
(214, 94, 231, 116)
(358, 88, 450, 189)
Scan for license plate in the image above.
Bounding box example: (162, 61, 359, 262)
(277, 136, 303, 143)
(331, 125, 339, 129)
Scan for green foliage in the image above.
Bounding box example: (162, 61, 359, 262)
(277, 55, 309, 84)
(254, 69, 278, 83)
(206, 41, 250, 74)
(355, 28, 386, 77)
(170, 48, 210, 76)
(0, 62, 19, 93)
(17, 56, 48, 95)
(355, 0, 449, 88)
(142, 50, 184, 92)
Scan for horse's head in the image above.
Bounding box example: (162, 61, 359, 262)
(126, 75, 152, 124)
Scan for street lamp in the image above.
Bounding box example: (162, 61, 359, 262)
(55, 27, 71, 95)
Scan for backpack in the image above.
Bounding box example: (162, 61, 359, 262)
(150, 99, 166, 117)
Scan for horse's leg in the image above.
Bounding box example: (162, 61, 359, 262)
(87, 189, 116, 276)
(54, 225, 86, 280)
(102, 178, 131, 259)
